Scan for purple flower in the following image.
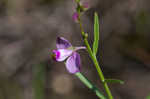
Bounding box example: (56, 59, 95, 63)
(82, 2, 89, 9)
(72, 12, 79, 22)
(52, 37, 86, 74)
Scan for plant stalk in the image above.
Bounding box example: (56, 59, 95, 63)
(78, 13, 113, 99)
(75, 72, 106, 99)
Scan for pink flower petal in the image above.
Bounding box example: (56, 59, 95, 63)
(82, 2, 88, 9)
(65, 52, 81, 74)
(56, 37, 72, 49)
(72, 12, 79, 22)
(53, 49, 73, 62)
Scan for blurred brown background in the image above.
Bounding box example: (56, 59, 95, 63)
(0, 0, 150, 99)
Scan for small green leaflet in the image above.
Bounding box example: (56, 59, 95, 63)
(75, 72, 106, 99)
(105, 79, 124, 84)
(93, 12, 100, 56)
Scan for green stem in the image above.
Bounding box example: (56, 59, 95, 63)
(78, 13, 113, 99)
(75, 72, 106, 99)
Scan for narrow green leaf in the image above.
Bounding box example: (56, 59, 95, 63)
(33, 63, 46, 99)
(93, 12, 100, 55)
(105, 79, 124, 84)
(75, 72, 106, 99)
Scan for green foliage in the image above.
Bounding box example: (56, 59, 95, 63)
(75, 72, 106, 99)
(75, 0, 80, 3)
(93, 12, 100, 56)
(146, 94, 150, 99)
(105, 79, 124, 84)
(33, 63, 46, 99)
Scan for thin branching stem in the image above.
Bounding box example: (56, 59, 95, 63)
(78, 13, 113, 99)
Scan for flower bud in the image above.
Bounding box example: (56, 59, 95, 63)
(72, 12, 79, 22)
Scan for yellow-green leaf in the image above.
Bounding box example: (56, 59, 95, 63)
(93, 12, 100, 55)
(105, 79, 124, 84)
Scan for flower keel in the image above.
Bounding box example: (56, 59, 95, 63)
(65, 52, 81, 74)
(52, 49, 73, 62)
